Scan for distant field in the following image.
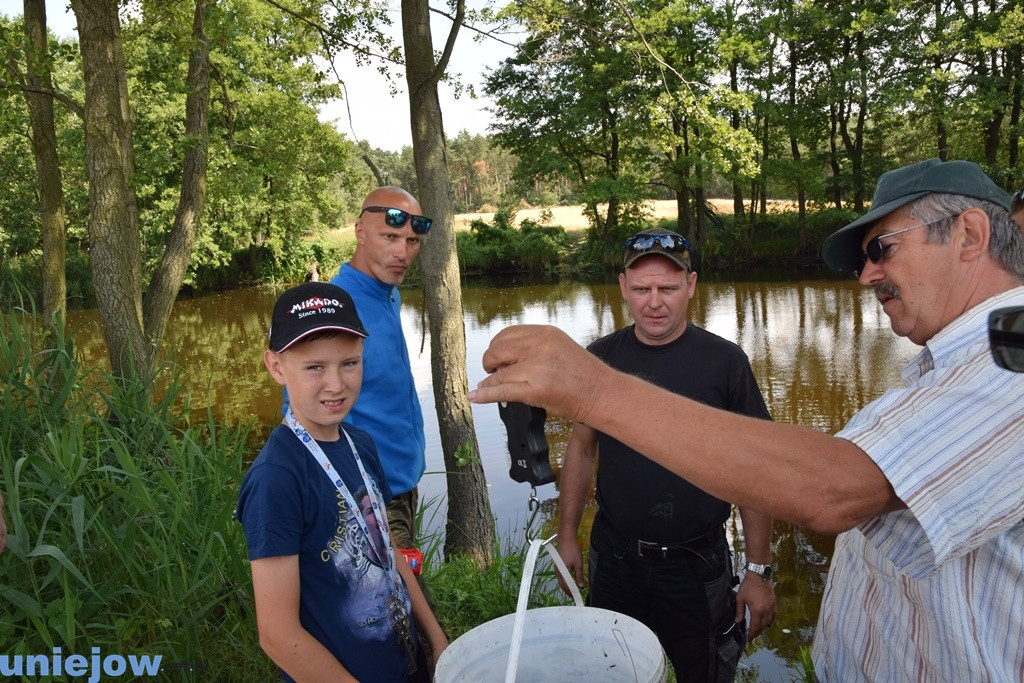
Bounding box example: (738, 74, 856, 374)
(456, 198, 799, 232)
(330, 198, 797, 236)
(457, 199, 693, 232)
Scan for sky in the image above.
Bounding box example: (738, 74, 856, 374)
(28, 0, 516, 152)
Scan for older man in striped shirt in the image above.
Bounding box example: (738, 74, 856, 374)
(469, 158, 1024, 680)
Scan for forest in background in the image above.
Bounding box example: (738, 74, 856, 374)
(3, 0, 1024, 300)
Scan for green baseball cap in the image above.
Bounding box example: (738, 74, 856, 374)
(822, 158, 1012, 275)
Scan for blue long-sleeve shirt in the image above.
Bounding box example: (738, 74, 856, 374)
(329, 263, 426, 495)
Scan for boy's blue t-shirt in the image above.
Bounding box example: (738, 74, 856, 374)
(236, 423, 416, 683)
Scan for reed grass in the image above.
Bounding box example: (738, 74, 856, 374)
(0, 306, 276, 681)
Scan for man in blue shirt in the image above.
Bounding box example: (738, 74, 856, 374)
(330, 186, 432, 550)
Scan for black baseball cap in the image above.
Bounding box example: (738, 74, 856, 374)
(822, 158, 1012, 275)
(268, 282, 367, 352)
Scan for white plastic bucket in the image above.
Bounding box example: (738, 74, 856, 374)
(434, 537, 667, 683)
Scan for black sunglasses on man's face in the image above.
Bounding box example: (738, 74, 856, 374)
(360, 206, 432, 234)
(989, 306, 1024, 372)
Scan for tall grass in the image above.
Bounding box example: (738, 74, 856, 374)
(0, 307, 276, 680)
(422, 537, 571, 643)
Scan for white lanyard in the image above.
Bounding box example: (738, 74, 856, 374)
(284, 409, 403, 590)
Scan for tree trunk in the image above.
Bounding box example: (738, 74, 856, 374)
(828, 102, 842, 210)
(70, 0, 149, 383)
(730, 60, 749, 257)
(401, 0, 495, 564)
(931, 0, 949, 161)
(787, 39, 807, 253)
(22, 0, 66, 338)
(143, 0, 210, 349)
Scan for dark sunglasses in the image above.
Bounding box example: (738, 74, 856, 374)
(989, 306, 1024, 372)
(858, 215, 951, 275)
(625, 232, 691, 254)
(360, 206, 432, 234)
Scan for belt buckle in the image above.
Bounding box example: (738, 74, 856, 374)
(636, 540, 668, 559)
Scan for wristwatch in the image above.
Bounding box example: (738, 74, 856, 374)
(745, 561, 774, 581)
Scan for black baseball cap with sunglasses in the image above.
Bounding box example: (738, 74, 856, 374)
(623, 228, 692, 271)
(822, 158, 1012, 277)
(360, 206, 433, 235)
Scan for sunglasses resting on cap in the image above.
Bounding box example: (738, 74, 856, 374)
(625, 232, 690, 253)
(360, 206, 432, 235)
(623, 230, 692, 270)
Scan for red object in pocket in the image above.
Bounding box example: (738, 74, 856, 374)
(399, 547, 423, 575)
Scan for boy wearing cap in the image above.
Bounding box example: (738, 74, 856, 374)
(237, 282, 447, 682)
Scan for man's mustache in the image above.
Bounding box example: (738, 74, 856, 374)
(874, 282, 900, 301)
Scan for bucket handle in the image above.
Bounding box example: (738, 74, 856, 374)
(505, 534, 584, 683)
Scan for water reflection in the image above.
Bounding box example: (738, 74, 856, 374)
(66, 276, 917, 681)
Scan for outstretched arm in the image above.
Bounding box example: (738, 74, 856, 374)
(469, 325, 903, 534)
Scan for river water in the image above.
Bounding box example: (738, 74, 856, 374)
(66, 274, 918, 680)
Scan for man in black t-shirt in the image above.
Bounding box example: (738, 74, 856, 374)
(556, 229, 776, 682)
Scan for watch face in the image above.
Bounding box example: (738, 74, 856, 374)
(761, 565, 773, 581)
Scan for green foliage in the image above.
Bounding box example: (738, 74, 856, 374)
(1, 2, 371, 306)
(422, 539, 567, 641)
(0, 306, 274, 680)
(453, 442, 479, 468)
(486, 0, 655, 235)
(6, 0, 1024, 304)
(456, 205, 572, 274)
(0, 14, 88, 309)
(799, 646, 816, 682)
(697, 207, 858, 268)
(486, 0, 1024, 261)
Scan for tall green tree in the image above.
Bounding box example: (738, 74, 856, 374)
(627, 0, 759, 249)
(402, 0, 495, 563)
(487, 0, 653, 254)
(69, 0, 152, 384)
(12, 0, 69, 337)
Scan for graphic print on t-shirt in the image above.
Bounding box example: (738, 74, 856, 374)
(323, 485, 402, 642)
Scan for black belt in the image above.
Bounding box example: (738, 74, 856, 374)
(631, 525, 725, 559)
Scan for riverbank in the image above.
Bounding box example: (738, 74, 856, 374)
(319, 197, 830, 280)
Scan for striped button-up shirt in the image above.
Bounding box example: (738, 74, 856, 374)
(813, 286, 1024, 681)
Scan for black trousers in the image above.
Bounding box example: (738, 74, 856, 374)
(587, 518, 745, 683)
